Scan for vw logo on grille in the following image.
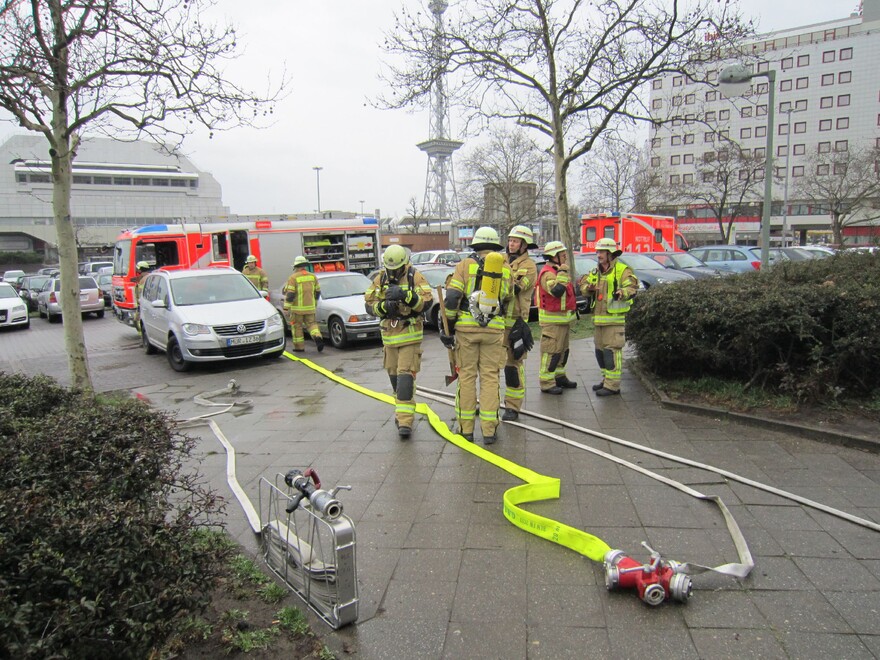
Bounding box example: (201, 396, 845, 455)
(237, 324, 247, 334)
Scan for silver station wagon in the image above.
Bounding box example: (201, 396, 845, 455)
(139, 267, 286, 372)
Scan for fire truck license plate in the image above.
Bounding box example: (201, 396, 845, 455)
(227, 335, 261, 346)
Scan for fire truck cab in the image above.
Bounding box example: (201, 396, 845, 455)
(580, 213, 688, 253)
(111, 218, 380, 326)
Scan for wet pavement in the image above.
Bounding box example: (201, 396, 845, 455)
(3, 318, 880, 658)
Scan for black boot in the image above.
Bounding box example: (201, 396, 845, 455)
(556, 375, 578, 389)
(541, 386, 563, 395)
(502, 409, 519, 422)
(592, 381, 605, 391)
(315, 335, 324, 352)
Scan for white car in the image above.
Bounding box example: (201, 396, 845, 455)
(409, 250, 462, 266)
(0, 282, 30, 330)
(139, 267, 286, 372)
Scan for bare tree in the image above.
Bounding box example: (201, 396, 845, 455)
(579, 134, 642, 213)
(459, 126, 547, 232)
(794, 144, 880, 246)
(685, 143, 767, 244)
(399, 196, 429, 233)
(381, 0, 749, 267)
(0, 0, 283, 391)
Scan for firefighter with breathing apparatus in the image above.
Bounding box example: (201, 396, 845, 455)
(242, 254, 268, 291)
(364, 245, 433, 439)
(441, 227, 513, 445)
(501, 225, 538, 422)
(537, 241, 578, 394)
(283, 256, 324, 353)
(578, 237, 639, 396)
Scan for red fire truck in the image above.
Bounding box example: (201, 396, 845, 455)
(580, 213, 689, 253)
(111, 218, 380, 325)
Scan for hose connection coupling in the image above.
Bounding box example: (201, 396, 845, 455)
(284, 468, 349, 520)
(603, 542, 693, 606)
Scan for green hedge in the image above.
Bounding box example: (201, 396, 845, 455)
(0, 251, 43, 265)
(627, 251, 880, 402)
(0, 373, 227, 658)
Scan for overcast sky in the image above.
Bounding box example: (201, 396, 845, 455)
(0, 1, 855, 219)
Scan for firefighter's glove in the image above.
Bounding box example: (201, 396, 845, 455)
(612, 290, 622, 301)
(403, 289, 420, 307)
(385, 285, 406, 303)
(440, 327, 456, 349)
(378, 300, 401, 318)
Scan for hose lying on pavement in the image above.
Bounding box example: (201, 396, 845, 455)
(418, 384, 880, 535)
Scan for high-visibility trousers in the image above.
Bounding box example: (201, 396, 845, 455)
(503, 333, 528, 413)
(290, 311, 321, 350)
(538, 322, 571, 390)
(455, 331, 505, 437)
(593, 324, 626, 392)
(383, 343, 422, 428)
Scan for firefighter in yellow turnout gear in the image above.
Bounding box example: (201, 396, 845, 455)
(537, 241, 578, 394)
(132, 261, 151, 332)
(364, 245, 433, 439)
(242, 255, 268, 291)
(578, 238, 639, 396)
(501, 225, 538, 422)
(283, 256, 324, 353)
(441, 227, 513, 445)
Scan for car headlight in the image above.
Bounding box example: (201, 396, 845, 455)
(182, 323, 212, 336)
(348, 314, 372, 322)
(12, 304, 25, 314)
(267, 312, 283, 327)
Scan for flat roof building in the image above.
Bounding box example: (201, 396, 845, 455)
(0, 134, 229, 257)
(647, 2, 880, 246)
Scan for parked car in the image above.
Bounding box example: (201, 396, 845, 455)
(313, 271, 381, 349)
(687, 245, 763, 274)
(0, 282, 30, 330)
(409, 250, 463, 266)
(79, 261, 113, 276)
(37, 266, 61, 276)
(797, 245, 836, 258)
(2, 270, 26, 289)
(139, 267, 286, 372)
(18, 274, 52, 311)
(616, 252, 695, 289)
(644, 251, 723, 279)
(37, 275, 105, 322)
(96, 272, 113, 307)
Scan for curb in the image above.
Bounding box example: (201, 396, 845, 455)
(632, 364, 880, 454)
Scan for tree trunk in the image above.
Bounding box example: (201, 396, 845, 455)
(50, 133, 93, 392)
(552, 126, 575, 277)
(832, 214, 844, 246)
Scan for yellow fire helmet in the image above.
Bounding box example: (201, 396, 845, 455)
(595, 237, 622, 258)
(245, 255, 257, 264)
(382, 244, 409, 279)
(292, 256, 310, 268)
(542, 241, 566, 258)
(508, 225, 538, 249)
(471, 226, 504, 251)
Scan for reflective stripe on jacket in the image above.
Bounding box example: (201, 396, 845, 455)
(364, 267, 433, 347)
(283, 269, 320, 313)
(505, 251, 537, 326)
(243, 265, 268, 290)
(444, 252, 513, 333)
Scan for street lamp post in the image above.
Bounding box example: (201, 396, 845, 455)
(780, 107, 804, 248)
(312, 166, 323, 213)
(719, 64, 776, 267)
(359, 199, 365, 215)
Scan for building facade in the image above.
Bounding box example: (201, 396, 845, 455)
(648, 2, 880, 246)
(0, 134, 228, 258)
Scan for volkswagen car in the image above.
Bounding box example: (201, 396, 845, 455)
(313, 271, 381, 348)
(0, 282, 30, 330)
(139, 267, 286, 371)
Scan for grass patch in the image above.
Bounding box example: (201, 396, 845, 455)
(277, 605, 311, 636)
(259, 582, 289, 604)
(652, 374, 798, 413)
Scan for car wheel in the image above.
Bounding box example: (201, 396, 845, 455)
(328, 317, 348, 349)
(141, 323, 157, 355)
(429, 305, 440, 329)
(96, 309, 105, 319)
(38, 305, 45, 319)
(166, 335, 192, 372)
(47, 310, 59, 323)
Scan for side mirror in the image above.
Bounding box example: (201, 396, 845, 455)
(152, 298, 167, 309)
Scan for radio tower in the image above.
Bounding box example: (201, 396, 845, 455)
(417, 0, 462, 226)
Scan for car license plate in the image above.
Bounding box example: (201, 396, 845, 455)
(227, 335, 261, 346)
(80, 293, 89, 301)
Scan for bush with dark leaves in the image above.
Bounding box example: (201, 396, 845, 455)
(627, 251, 880, 402)
(0, 373, 226, 658)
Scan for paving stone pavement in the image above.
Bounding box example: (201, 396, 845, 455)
(3, 318, 880, 658)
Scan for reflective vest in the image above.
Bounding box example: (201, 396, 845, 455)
(283, 268, 320, 313)
(537, 263, 575, 325)
(584, 260, 638, 326)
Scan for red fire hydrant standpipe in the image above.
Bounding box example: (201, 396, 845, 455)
(604, 543, 693, 606)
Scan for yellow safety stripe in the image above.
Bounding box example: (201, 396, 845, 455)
(538, 310, 575, 324)
(282, 351, 611, 563)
